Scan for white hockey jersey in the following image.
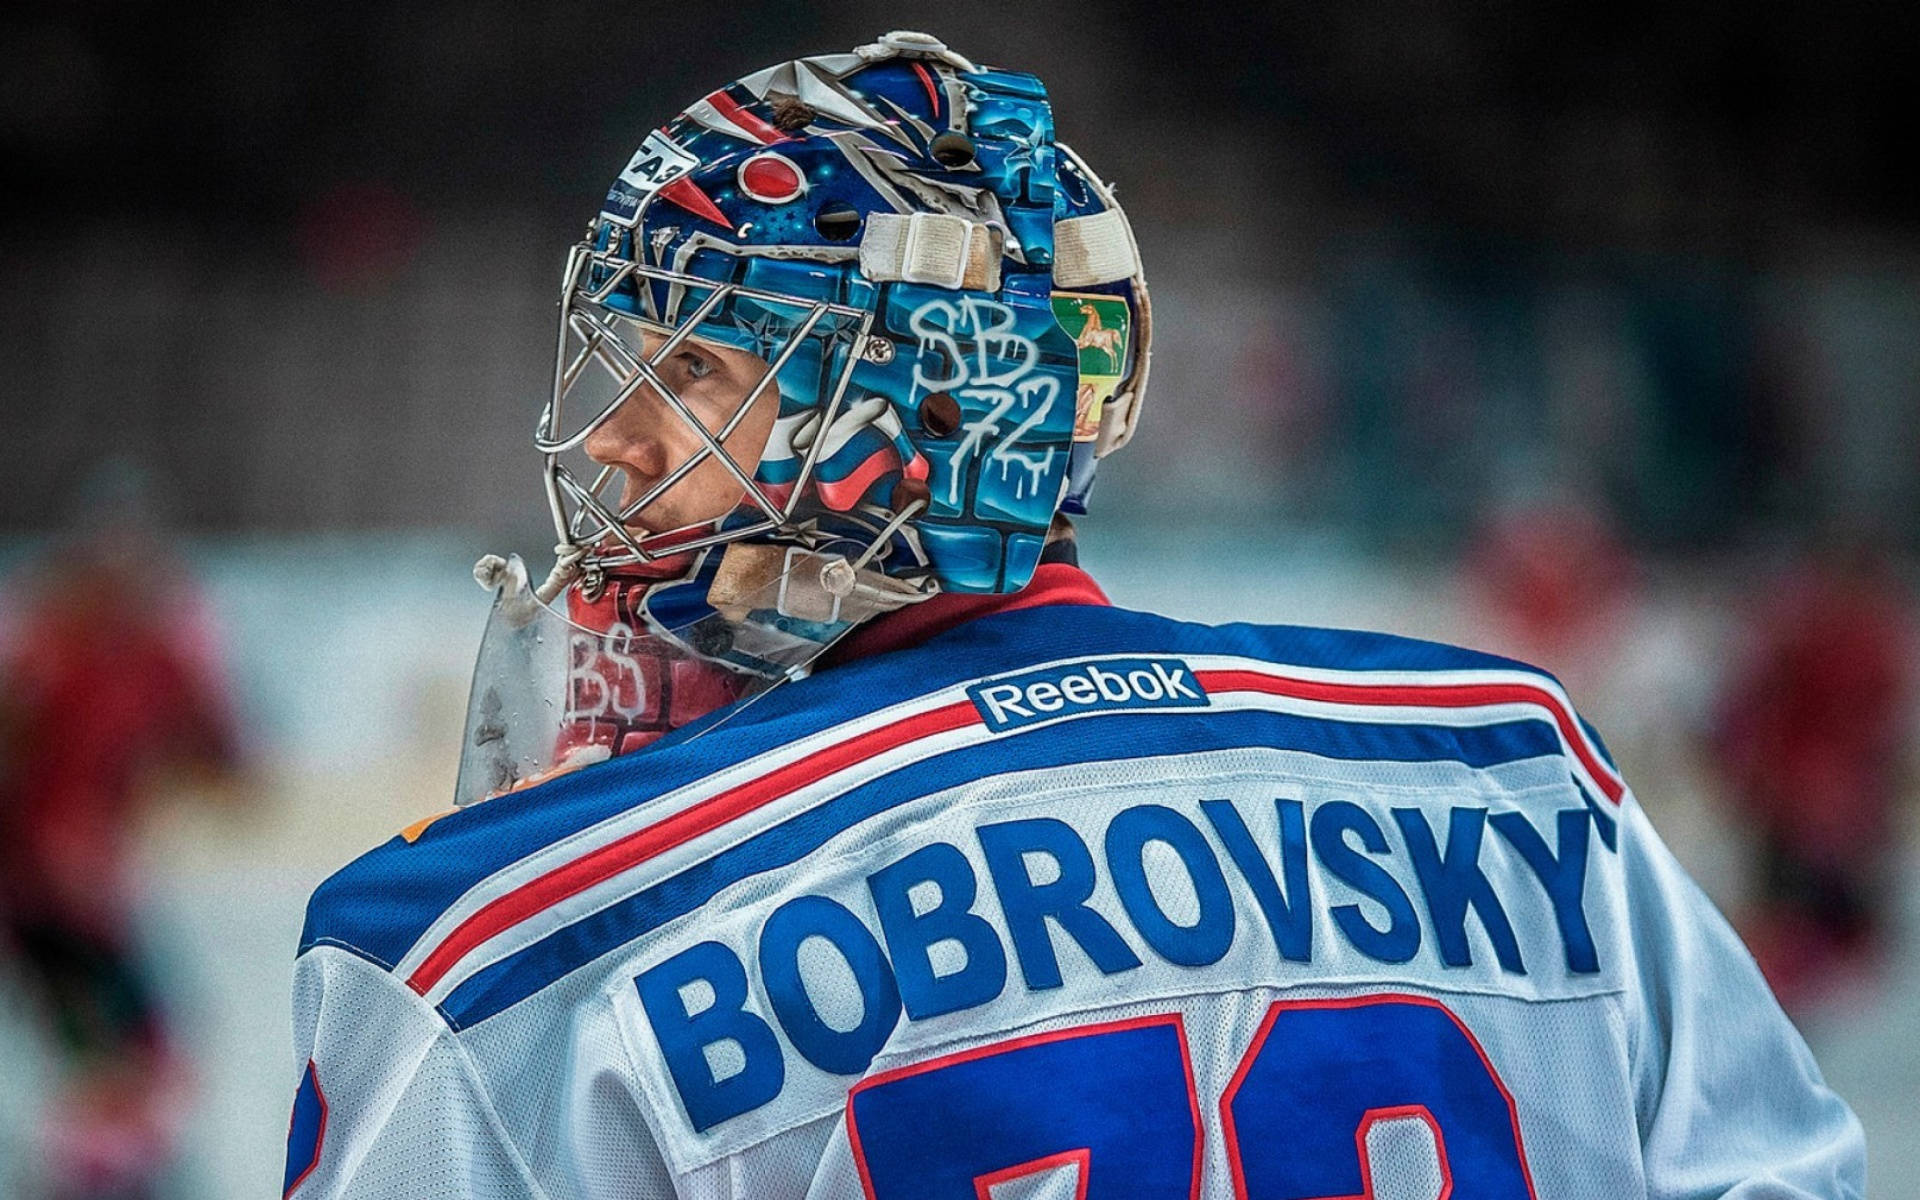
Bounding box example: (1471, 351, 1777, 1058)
(287, 577, 1865, 1198)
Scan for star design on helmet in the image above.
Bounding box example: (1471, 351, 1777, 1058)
(997, 125, 1045, 177)
(739, 310, 791, 360)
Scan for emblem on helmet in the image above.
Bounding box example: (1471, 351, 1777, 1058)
(737, 152, 808, 205)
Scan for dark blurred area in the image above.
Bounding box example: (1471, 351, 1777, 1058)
(4, 0, 1916, 547)
(2, 3, 1918, 1194)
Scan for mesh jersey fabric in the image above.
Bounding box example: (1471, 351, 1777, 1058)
(288, 598, 1864, 1199)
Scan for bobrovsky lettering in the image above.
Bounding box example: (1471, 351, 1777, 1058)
(966, 657, 1208, 733)
(633, 796, 1606, 1134)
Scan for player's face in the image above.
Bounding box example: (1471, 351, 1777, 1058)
(583, 330, 778, 534)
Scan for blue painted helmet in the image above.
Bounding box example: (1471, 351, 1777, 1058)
(460, 33, 1153, 801)
(538, 30, 1151, 601)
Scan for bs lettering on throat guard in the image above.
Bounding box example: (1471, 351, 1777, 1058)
(966, 657, 1210, 732)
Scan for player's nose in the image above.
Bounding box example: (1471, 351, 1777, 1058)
(584, 391, 671, 482)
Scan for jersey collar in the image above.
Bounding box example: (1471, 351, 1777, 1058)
(821, 563, 1110, 669)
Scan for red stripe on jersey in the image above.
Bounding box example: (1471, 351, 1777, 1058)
(1195, 670, 1622, 803)
(406, 699, 981, 995)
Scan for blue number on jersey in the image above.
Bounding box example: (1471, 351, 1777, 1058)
(846, 995, 1535, 1199)
(1224, 995, 1535, 1198)
(848, 1014, 1200, 1198)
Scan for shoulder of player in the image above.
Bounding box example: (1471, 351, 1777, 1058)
(294, 604, 1623, 980)
(1208, 614, 1627, 808)
(921, 598, 1540, 677)
(1226, 616, 1619, 767)
(293, 653, 969, 978)
(1198, 612, 1558, 680)
(952, 601, 1625, 789)
(296, 798, 543, 977)
(953, 598, 1573, 691)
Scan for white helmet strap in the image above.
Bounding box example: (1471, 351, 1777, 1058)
(859, 211, 1003, 291)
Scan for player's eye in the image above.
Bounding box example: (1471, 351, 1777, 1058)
(676, 350, 716, 382)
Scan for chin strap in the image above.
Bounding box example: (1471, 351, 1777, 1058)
(707, 499, 937, 626)
(475, 499, 937, 633)
(470, 541, 932, 629)
(706, 542, 935, 627)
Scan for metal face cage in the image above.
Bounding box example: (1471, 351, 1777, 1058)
(540, 243, 873, 569)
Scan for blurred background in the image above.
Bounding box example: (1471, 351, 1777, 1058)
(1, 0, 1915, 1194)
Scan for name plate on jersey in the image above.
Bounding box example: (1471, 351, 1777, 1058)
(966, 657, 1209, 733)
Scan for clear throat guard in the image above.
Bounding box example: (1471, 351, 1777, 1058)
(454, 546, 931, 806)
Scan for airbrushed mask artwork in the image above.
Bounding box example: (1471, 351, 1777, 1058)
(458, 31, 1152, 803)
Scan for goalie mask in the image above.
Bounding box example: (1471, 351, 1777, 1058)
(457, 31, 1151, 804)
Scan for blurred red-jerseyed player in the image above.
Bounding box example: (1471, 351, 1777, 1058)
(0, 467, 243, 1199)
(1712, 543, 1915, 1013)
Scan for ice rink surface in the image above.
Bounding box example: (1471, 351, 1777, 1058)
(3, 533, 1910, 1196)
